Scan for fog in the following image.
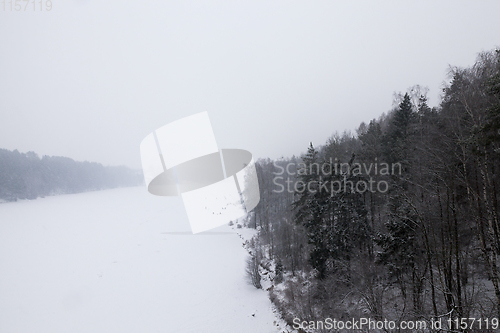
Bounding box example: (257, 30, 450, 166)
(1, 0, 499, 168)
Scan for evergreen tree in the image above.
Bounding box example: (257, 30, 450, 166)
(293, 143, 329, 278)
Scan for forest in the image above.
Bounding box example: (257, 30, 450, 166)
(0, 149, 143, 201)
(245, 49, 500, 332)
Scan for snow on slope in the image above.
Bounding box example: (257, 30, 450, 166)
(0, 187, 279, 333)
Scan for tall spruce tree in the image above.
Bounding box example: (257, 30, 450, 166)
(377, 92, 427, 311)
(293, 143, 330, 278)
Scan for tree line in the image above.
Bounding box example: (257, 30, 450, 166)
(0, 148, 143, 201)
(245, 48, 500, 332)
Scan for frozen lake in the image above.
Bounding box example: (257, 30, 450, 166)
(0, 187, 278, 333)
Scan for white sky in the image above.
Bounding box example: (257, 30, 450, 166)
(1, 0, 499, 169)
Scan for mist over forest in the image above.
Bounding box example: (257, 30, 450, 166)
(0, 148, 143, 202)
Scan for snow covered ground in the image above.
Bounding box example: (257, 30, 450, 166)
(0, 187, 279, 333)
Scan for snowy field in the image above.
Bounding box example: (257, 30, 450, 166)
(0, 187, 279, 333)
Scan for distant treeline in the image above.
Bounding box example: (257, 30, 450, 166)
(0, 149, 143, 201)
